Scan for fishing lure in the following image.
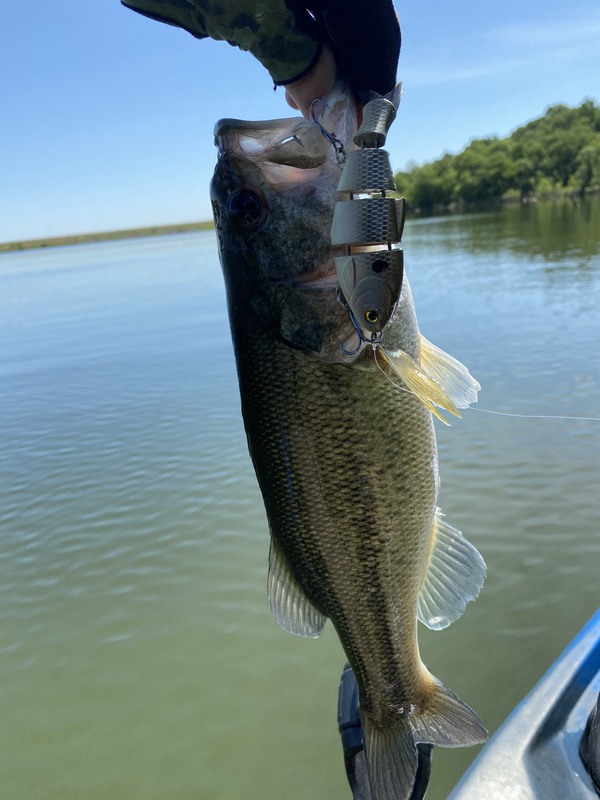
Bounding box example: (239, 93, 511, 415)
(330, 94, 406, 343)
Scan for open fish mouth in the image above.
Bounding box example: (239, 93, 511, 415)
(213, 116, 342, 288)
(214, 116, 330, 170)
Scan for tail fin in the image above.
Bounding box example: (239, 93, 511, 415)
(361, 680, 487, 800)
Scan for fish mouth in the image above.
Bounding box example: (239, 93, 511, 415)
(214, 81, 356, 163)
(212, 115, 345, 289)
(214, 117, 330, 170)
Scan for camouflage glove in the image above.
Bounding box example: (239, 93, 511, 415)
(305, 0, 400, 96)
(121, 0, 400, 95)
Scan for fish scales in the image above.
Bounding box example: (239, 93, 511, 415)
(235, 317, 436, 716)
(211, 90, 487, 800)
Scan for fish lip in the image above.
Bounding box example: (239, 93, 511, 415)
(214, 117, 329, 168)
(214, 117, 297, 155)
(214, 117, 299, 138)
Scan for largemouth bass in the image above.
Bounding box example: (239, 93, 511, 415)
(210, 89, 487, 800)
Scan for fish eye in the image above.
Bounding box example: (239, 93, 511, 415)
(228, 189, 264, 226)
(365, 309, 380, 324)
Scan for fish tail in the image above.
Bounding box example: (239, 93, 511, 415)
(362, 680, 487, 800)
(362, 715, 417, 800)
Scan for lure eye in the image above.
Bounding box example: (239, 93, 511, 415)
(228, 189, 264, 226)
(365, 309, 380, 324)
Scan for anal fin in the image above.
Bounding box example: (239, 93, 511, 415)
(267, 541, 327, 638)
(417, 508, 486, 631)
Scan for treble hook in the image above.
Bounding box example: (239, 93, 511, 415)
(337, 290, 382, 355)
(310, 99, 347, 167)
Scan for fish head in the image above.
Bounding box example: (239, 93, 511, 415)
(211, 90, 366, 360)
(211, 115, 335, 283)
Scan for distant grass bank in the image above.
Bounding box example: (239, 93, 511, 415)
(0, 221, 215, 253)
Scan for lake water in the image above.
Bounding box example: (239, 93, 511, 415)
(1, 199, 599, 799)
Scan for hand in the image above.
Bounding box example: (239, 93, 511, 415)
(284, 46, 338, 119)
(122, 0, 400, 115)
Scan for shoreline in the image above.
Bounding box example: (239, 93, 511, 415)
(0, 221, 215, 253)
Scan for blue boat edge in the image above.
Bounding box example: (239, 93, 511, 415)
(448, 607, 600, 799)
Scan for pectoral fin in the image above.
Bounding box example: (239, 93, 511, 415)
(380, 336, 480, 424)
(379, 347, 461, 424)
(417, 508, 486, 631)
(419, 335, 480, 409)
(267, 541, 327, 638)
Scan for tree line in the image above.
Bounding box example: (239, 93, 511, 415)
(393, 99, 600, 211)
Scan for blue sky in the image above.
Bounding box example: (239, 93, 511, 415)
(2, 0, 599, 241)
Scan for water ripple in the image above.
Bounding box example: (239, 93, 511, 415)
(0, 223, 598, 800)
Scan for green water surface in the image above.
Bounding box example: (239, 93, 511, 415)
(0, 199, 599, 799)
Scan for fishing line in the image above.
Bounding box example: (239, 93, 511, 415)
(372, 348, 600, 423)
(470, 408, 600, 422)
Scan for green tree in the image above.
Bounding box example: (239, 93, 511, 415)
(454, 138, 515, 202)
(574, 137, 600, 194)
(394, 99, 600, 209)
